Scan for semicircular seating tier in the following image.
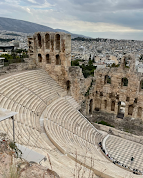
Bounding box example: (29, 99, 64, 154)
(0, 69, 142, 178)
(0, 70, 100, 177)
(44, 97, 143, 177)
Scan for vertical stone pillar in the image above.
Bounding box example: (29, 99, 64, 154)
(107, 99, 111, 113)
(93, 96, 95, 111)
(101, 98, 105, 111)
(132, 106, 137, 118)
(141, 109, 143, 120)
(115, 101, 119, 115)
(86, 100, 90, 115)
(124, 104, 129, 117)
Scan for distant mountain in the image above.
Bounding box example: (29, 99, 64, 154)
(0, 17, 88, 38)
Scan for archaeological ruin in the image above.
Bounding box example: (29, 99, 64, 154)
(1, 31, 143, 178)
(28, 32, 143, 122)
(86, 54, 143, 120)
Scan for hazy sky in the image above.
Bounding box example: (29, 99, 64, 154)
(1, 0, 143, 40)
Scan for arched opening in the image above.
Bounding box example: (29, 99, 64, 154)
(104, 100, 107, 109)
(29, 50, 33, 53)
(134, 98, 138, 104)
(56, 54, 61, 65)
(121, 77, 128, 87)
(95, 98, 101, 111)
(126, 97, 130, 102)
(55, 34, 60, 50)
(45, 33, 50, 49)
(89, 99, 93, 114)
(46, 54, 51, 64)
(37, 33, 42, 48)
(117, 101, 125, 119)
(38, 54, 42, 62)
(29, 41, 31, 45)
(140, 80, 143, 91)
(111, 100, 115, 111)
(66, 80, 71, 91)
(138, 107, 142, 118)
(104, 75, 111, 84)
(100, 92, 103, 97)
(128, 105, 134, 116)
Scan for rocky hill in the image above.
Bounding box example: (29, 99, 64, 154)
(0, 17, 87, 38)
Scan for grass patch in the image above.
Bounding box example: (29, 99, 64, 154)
(97, 121, 114, 127)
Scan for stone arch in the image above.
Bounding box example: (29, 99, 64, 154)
(38, 54, 42, 62)
(104, 100, 107, 109)
(117, 101, 125, 119)
(138, 107, 142, 118)
(55, 34, 60, 50)
(37, 33, 42, 48)
(95, 98, 101, 111)
(51, 35, 54, 52)
(104, 75, 111, 84)
(34, 36, 37, 49)
(66, 80, 71, 91)
(46, 54, 51, 64)
(111, 100, 115, 111)
(45, 33, 50, 49)
(89, 99, 93, 114)
(128, 105, 134, 116)
(121, 77, 128, 87)
(56, 54, 61, 65)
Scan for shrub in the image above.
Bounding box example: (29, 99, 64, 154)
(9, 142, 22, 158)
(71, 59, 80, 66)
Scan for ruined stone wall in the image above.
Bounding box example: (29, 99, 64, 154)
(86, 54, 143, 121)
(28, 32, 71, 90)
(92, 122, 143, 142)
(28, 32, 93, 105)
(0, 59, 36, 76)
(68, 66, 93, 104)
(28, 33, 143, 120)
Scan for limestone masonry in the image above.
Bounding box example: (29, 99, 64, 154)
(29, 32, 143, 121)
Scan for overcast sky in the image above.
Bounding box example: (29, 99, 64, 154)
(0, 0, 143, 40)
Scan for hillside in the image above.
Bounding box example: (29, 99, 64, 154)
(0, 17, 87, 38)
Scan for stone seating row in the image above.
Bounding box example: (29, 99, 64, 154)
(44, 98, 106, 165)
(0, 73, 63, 104)
(0, 94, 45, 130)
(65, 96, 81, 110)
(0, 70, 64, 130)
(0, 70, 83, 177)
(45, 119, 102, 156)
(44, 98, 101, 144)
(44, 114, 132, 178)
(0, 116, 98, 178)
(0, 70, 141, 177)
(43, 97, 142, 178)
(12, 70, 65, 96)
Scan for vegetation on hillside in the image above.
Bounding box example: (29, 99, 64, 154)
(0, 38, 15, 42)
(84, 79, 94, 96)
(72, 37, 110, 42)
(0, 49, 28, 66)
(110, 63, 120, 68)
(5, 33, 21, 36)
(71, 58, 96, 78)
